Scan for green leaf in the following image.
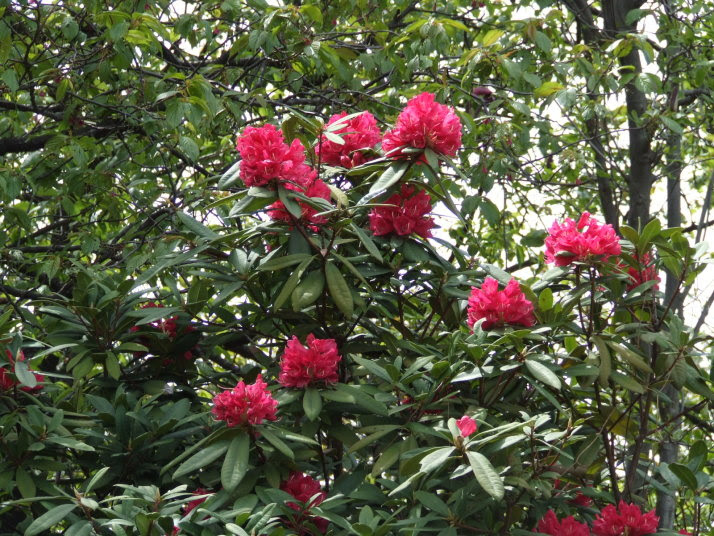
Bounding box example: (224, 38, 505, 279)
(534, 81, 565, 98)
(592, 335, 611, 388)
(218, 161, 242, 189)
(419, 447, 456, 473)
(274, 257, 313, 310)
(466, 451, 505, 500)
(260, 429, 294, 459)
(291, 270, 325, 311)
(14, 360, 37, 389)
(414, 491, 450, 516)
(351, 224, 383, 263)
(538, 288, 553, 311)
(179, 136, 200, 161)
(16, 467, 35, 499)
(371, 443, 401, 478)
(177, 212, 219, 239)
(173, 439, 231, 479)
(610, 371, 645, 394)
(25, 503, 77, 536)
(325, 262, 354, 317)
(608, 342, 653, 374)
(259, 254, 313, 271)
(105, 353, 121, 380)
(333, 384, 388, 416)
(669, 463, 698, 491)
(303, 388, 322, 421)
(221, 432, 250, 493)
(278, 185, 303, 219)
(85, 467, 111, 494)
(524, 359, 561, 390)
(481, 29, 503, 46)
(365, 161, 409, 198)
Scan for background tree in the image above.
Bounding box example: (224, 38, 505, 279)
(1, 0, 713, 534)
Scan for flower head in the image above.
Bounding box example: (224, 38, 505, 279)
(536, 510, 590, 536)
(467, 277, 535, 331)
(280, 472, 329, 534)
(316, 111, 381, 168)
(382, 92, 462, 159)
(622, 252, 660, 291)
(267, 177, 333, 229)
(236, 124, 315, 188)
(1, 350, 44, 392)
(183, 488, 210, 515)
(278, 334, 342, 388)
(592, 501, 659, 536)
(456, 415, 477, 437)
(545, 212, 621, 266)
(130, 303, 198, 363)
(369, 184, 435, 238)
(211, 375, 278, 427)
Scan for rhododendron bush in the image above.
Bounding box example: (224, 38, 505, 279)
(2, 1, 714, 535)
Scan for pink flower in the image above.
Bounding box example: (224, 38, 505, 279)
(369, 184, 434, 238)
(130, 303, 198, 362)
(456, 415, 477, 437)
(592, 501, 659, 536)
(316, 111, 381, 168)
(278, 334, 342, 388)
(536, 510, 590, 536)
(467, 277, 535, 330)
(382, 92, 462, 160)
(267, 178, 333, 229)
(623, 252, 659, 291)
(236, 124, 315, 188)
(545, 212, 621, 266)
(280, 472, 329, 534)
(1, 350, 44, 392)
(570, 491, 593, 508)
(183, 488, 210, 515)
(211, 375, 278, 427)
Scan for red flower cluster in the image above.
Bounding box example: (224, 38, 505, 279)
(623, 252, 659, 291)
(278, 334, 341, 388)
(592, 501, 659, 536)
(130, 303, 198, 363)
(382, 92, 462, 159)
(545, 212, 621, 266)
(467, 277, 535, 330)
(456, 415, 477, 437)
(0, 350, 44, 392)
(267, 177, 332, 229)
(211, 375, 278, 427)
(183, 488, 210, 515)
(280, 472, 328, 534)
(316, 111, 381, 168)
(536, 510, 590, 536)
(236, 124, 315, 188)
(369, 184, 434, 238)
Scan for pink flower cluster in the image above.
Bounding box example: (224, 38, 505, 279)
(369, 184, 435, 238)
(467, 277, 535, 330)
(0, 350, 44, 393)
(536, 502, 659, 536)
(236, 124, 315, 188)
(183, 488, 210, 515)
(267, 177, 333, 229)
(281, 472, 328, 534)
(316, 111, 381, 168)
(592, 501, 659, 536)
(211, 375, 278, 427)
(545, 212, 621, 266)
(456, 415, 477, 437)
(622, 252, 660, 291)
(382, 92, 462, 160)
(278, 334, 342, 388)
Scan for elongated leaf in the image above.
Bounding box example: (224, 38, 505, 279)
(350, 224, 383, 263)
(325, 262, 353, 317)
(274, 258, 313, 310)
(420, 447, 455, 473)
(466, 451, 504, 500)
(259, 254, 313, 272)
(221, 432, 250, 492)
(609, 342, 653, 374)
(25, 504, 77, 536)
(368, 161, 408, 195)
(371, 443, 401, 477)
(291, 270, 325, 311)
(524, 359, 561, 390)
(260, 429, 294, 459)
(217, 161, 242, 189)
(173, 439, 231, 479)
(593, 335, 611, 388)
(177, 212, 219, 239)
(610, 371, 645, 394)
(669, 463, 698, 491)
(303, 388, 322, 421)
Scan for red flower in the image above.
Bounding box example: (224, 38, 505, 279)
(183, 488, 210, 515)
(456, 415, 477, 437)
(211, 375, 278, 427)
(536, 510, 590, 536)
(382, 92, 462, 159)
(467, 277, 535, 330)
(622, 252, 660, 291)
(545, 212, 621, 266)
(316, 111, 381, 168)
(570, 491, 593, 508)
(130, 303, 198, 362)
(592, 501, 659, 536)
(267, 177, 333, 229)
(678, 531, 692, 535)
(369, 184, 434, 238)
(281, 472, 329, 534)
(236, 124, 315, 188)
(1, 350, 44, 392)
(278, 334, 341, 388)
